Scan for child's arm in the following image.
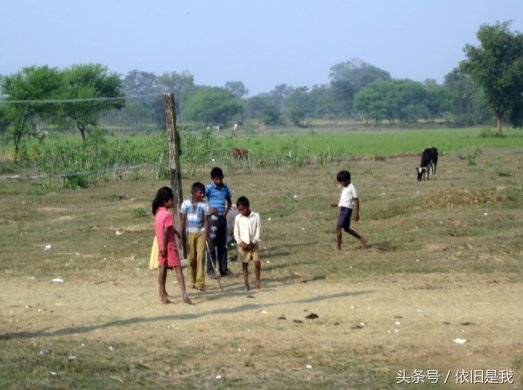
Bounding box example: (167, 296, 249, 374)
(161, 227, 169, 257)
(353, 198, 360, 222)
(180, 212, 187, 245)
(225, 197, 232, 216)
(252, 214, 261, 244)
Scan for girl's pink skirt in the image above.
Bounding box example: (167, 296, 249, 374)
(158, 242, 180, 267)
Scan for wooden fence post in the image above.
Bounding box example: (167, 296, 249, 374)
(164, 93, 186, 258)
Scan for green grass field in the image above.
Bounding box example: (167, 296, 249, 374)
(2, 126, 522, 179)
(1, 127, 522, 389)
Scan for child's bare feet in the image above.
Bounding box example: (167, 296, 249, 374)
(360, 236, 368, 248)
(244, 282, 250, 291)
(255, 281, 261, 289)
(161, 295, 173, 304)
(183, 296, 193, 305)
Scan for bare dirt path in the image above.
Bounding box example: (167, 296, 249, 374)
(2, 270, 521, 387)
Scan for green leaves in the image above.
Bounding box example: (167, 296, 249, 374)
(460, 21, 523, 132)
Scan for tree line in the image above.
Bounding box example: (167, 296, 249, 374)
(1, 21, 522, 162)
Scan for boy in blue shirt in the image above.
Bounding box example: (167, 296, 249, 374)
(181, 182, 209, 290)
(206, 167, 234, 277)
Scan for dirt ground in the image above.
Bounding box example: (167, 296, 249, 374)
(2, 268, 522, 388)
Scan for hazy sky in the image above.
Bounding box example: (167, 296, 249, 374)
(2, 0, 523, 95)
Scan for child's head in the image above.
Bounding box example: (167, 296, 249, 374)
(152, 186, 174, 215)
(191, 182, 205, 200)
(336, 170, 351, 186)
(236, 196, 251, 216)
(210, 166, 224, 186)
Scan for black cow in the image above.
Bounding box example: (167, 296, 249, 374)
(417, 147, 438, 181)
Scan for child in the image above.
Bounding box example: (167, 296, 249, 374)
(180, 182, 209, 291)
(330, 170, 368, 250)
(152, 186, 192, 305)
(205, 167, 234, 277)
(233, 196, 261, 290)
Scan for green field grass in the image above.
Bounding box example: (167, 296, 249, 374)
(2, 126, 522, 171)
(221, 127, 523, 157)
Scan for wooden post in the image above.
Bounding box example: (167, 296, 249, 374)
(164, 93, 186, 258)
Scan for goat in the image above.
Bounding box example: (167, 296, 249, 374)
(417, 147, 438, 181)
(232, 147, 248, 160)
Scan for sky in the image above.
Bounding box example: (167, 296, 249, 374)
(2, 0, 523, 96)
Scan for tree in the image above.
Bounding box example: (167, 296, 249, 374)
(329, 58, 391, 90)
(246, 95, 272, 119)
(59, 64, 124, 140)
(353, 80, 396, 123)
(184, 87, 243, 126)
(123, 70, 160, 96)
(1, 66, 62, 162)
(424, 80, 451, 122)
(122, 70, 164, 130)
(309, 84, 337, 118)
(392, 79, 429, 122)
(353, 79, 429, 124)
(262, 106, 283, 126)
(225, 81, 249, 98)
(444, 69, 490, 126)
(329, 58, 391, 116)
(460, 21, 523, 132)
(269, 84, 293, 112)
(157, 71, 195, 118)
(286, 87, 313, 126)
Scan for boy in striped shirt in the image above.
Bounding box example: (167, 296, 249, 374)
(181, 182, 209, 291)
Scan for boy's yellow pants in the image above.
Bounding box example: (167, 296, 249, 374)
(187, 232, 206, 288)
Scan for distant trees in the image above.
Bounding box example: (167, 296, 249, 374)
(1, 66, 63, 162)
(123, 70, 160, 96)
(461, 21, 523, 132)
(0, 64, 124, 161)
(225, 81, 249, 98)
(157, 71, 195, 118)
(286, 87, 313, 126)
(424, 80, 452, 122)
(444, 68, 489, 126)
(353, 79, 429, 124)
(184, 87, 244, 126)
(329, 59, 391, 116)
(5, 24, 522, 142)
(59, 64, 124, 140)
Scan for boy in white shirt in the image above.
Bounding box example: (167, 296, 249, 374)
(233, 196, 261, 290)
(330, 170, 367, 250)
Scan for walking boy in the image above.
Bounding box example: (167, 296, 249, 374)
(206, 167, 234, 277)
(330, 170, 368, 250)
(181, 182, 209, 291)
(233, 196, 261, 290)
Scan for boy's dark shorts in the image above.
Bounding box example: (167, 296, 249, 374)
(337, 207, 352, 232)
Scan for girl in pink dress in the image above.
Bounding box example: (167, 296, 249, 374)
(152, 187, 191, 305)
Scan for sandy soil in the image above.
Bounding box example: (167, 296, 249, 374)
(1, 268, 521, 387)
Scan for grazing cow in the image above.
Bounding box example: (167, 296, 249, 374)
(417, 147, 438, 181)
(232, 147, 248, 160)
